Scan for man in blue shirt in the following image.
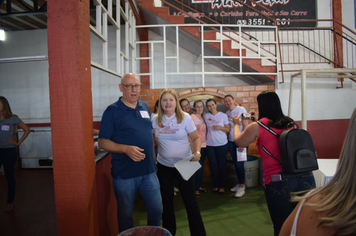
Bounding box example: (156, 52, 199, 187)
(98, 73, 162, 233)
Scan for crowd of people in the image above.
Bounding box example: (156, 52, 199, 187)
(97, 74, 354, 235)
(96, 73, 253, 235)
(2, 72, 354, 236)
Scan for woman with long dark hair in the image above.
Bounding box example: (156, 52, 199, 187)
(0, 96, 30, 212)
(232, 91, 316, 236)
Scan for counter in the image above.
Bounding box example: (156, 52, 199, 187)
(95, 150, 109, 163)
(313, 158, 339, 187)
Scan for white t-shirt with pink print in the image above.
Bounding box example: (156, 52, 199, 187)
(204, 112, 229, 147)
(152, 112, 196, 167)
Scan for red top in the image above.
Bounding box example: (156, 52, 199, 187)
(257, 118, 284, 185)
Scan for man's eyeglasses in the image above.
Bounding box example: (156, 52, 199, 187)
(121, 84, 142, 90)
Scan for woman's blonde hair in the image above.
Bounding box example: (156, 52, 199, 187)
(292, 107, 356, 235)
(156, 89, 184, 125)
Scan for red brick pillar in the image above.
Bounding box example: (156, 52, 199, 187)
(333, 0, 343, 69)
(138, 28, 150, 89)
(47, 1, 98, 235)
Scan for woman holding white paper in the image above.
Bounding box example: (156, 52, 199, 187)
(152, 89, 206, 236)
(224, 94, 249, 198)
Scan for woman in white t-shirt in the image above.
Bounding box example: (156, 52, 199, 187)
(205, 98, 230, 194)
(152, 89, 206, 236)
(224, 94, 249, 198)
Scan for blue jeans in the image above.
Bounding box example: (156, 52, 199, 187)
(112, 172, 163, 232)
(228, 141, 245, 185)
(264, 171, 316, 236)
(157, 163, 206, 236)
(194, 147, 207, 192)
(206, 144, 228, 189)
(0, 148, 17, 204)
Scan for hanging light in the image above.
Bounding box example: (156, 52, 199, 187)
(0, 28, 5, 41)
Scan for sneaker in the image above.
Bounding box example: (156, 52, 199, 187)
(234, 186, 245, 198)
(174, 187, 179, 192)
(230, 185, 239, 192)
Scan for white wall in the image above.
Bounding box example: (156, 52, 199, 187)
(276, 71, 356, 121)
(0, 27, 132, 123)
(342, 0, 355, 29)
(1, 0, 355, 123)
(0, 29, 50, 123)
(276, 0, 356, 121)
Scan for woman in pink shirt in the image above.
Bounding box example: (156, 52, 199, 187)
(232, 91, 315, 236)
(191, 100, 207, 197)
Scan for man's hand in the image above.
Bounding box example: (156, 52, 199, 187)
(125, 146, 145, 162)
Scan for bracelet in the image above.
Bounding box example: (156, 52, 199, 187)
(195, 151, 201, 155)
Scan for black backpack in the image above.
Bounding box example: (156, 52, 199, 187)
(257, 121, 319, 174)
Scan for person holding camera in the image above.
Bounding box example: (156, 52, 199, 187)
(224, 95, 249, 198)
(231, 91, 315, 236)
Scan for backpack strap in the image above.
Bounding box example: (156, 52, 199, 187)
(257, 121, 282, 165)
(286, 121, 299, 129)
(257, 120, 280, 137)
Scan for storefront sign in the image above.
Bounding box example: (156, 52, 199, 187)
(165, 0, 317, 27)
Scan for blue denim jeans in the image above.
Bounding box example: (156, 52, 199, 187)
(0, 148, 17, 204)
(228, 141, 246, 185)
(157, 163, 206, 236)
(206, 144, 228, 189)
(112, 172, 163, 233)
(194, 147, 207, 192)
(264, 171, 316, 236)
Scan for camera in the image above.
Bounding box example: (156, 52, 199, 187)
(242, 113, 251, 120)
(242, 112, 255, 120)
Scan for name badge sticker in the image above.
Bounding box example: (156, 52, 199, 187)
(140, 111, 150, 118)
(1, 125, 10, 131)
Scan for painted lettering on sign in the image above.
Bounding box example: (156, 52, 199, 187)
(165, 0, 317, 27)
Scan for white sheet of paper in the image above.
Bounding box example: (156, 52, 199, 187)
(237, 148, 247, 162)
(174, 155, 202, 181)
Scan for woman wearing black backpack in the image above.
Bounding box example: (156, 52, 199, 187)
(231, 91, 316, 236)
